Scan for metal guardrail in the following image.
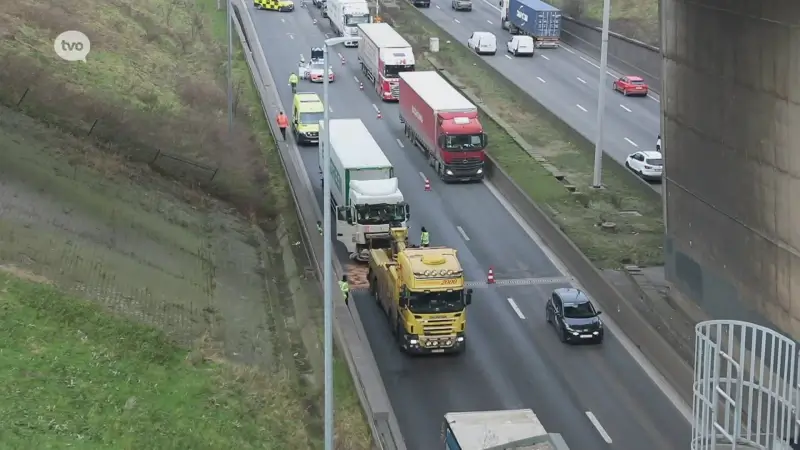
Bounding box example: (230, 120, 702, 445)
(229, 2, 406, 449)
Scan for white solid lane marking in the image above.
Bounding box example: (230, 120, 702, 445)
(396, 138, 404, 148)
(536, 77, 546, 83)
(580, 56, 600, 69)
(576, 104, 587, 112)
(606, 70, 615, 77)
(648, 94, 660, 102)
(456, 226, 470, 241)
(418, 171, 427, 182)
(505, 55, 513, 60)
(540, 54, 549, 60)
(372, 103, 379, 113)
(625, 137, 639, 147)
(487, 19, 493, 24)
(454, 18, 460, 23)
(507, 298, 525, 319)
(586, 412, 613, 443)
(562, 46, 574, 54)
(482, 0, 501, 11)
(576, 77, 586, 84)
(482, 179, 693, 423)
(620, 104, 632, 112)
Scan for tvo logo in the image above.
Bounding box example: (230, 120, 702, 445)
(411, 106, 423, 123)
(516, 8, 528, 22)
(54, 30, 91, 62)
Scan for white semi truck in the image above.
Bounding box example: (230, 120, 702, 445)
(443, 409, 570, 449)
(356, 23, 415, 101)
(319, 119, 409, 261)
(327, 0, 371, 47)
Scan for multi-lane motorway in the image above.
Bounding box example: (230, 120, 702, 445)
(415, 0, 662, 183)
(249, 5, 686, 449)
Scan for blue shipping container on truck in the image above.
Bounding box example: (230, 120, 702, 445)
(507, 0, 561, 38)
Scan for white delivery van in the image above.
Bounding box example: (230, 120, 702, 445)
(467, 32, 497, 55)
(507, 35, 534, 56)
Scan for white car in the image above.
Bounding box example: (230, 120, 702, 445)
(301, 61, 334, 83)
(625, 151, 663, 181)
(467, 32, 496, 55)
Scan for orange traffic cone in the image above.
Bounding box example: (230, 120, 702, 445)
(359, 82, 363, 90)
(424, 178, 431, 191)
(487, 266, 495, 284)
(376, 110, 382, 119)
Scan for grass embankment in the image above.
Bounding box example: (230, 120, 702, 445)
(0, 271, 309, 448)
(0, 0, 370, 447)
(379, 0, 663, 269)
(551, 0, 659, 45)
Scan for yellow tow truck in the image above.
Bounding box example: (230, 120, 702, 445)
(368, 227, 473, 354)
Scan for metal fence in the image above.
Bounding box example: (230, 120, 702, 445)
(692, 320, 800, 449)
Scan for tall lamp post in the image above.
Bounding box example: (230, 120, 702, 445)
(321, 35, 361, 450)
(591, 0, 612, 188)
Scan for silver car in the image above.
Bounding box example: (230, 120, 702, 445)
(451, 0, 472, 10)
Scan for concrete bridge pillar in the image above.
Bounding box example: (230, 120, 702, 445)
(662, 0, 800, 337)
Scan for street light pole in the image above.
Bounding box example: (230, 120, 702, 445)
(591, 0, 611, 188)
(226, 0, 234, 135)
(322, 36, 360, 450)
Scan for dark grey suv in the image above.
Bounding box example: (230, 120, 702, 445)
(545, 288, 604, 344)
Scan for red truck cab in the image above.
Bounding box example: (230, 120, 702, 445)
(399, 71, 487, 181)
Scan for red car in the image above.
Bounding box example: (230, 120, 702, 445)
(613, 76, 649, 96)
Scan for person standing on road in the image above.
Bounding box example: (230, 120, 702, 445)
(420, 226, 430, 247)
(316, 221, 322, 236)
(339, 275, 350, 306)
(276, 111, 289, 140)
(289, 72, 299, 93)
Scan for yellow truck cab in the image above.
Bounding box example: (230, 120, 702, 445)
(254, 0, 294, 11)
(368, 228, 473, 354)
(292, 92, 324, 145)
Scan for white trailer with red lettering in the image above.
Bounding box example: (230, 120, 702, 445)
(356, 23, 415, 101)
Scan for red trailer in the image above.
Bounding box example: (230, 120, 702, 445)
(356, 23, 415, 102)
(399, 71, 487, 182)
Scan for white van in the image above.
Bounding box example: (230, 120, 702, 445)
(467, 31, 497, 55)
(507, 35, 534, 56)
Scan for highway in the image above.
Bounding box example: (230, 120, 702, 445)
(250, 6, 688, 449)
(413, 0, 662, 190)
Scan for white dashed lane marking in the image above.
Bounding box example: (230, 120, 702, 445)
(625, 137, 638, 147)
(507, 298, 526, 319)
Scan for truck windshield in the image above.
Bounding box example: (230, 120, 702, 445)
(355, 203, 405, 225)
(345, 14, 370, 26)
(299, 112, 324, 124)
(445, 133, 484, 150)
(384, 64, 414, 78)
(408, 290, 464, 314)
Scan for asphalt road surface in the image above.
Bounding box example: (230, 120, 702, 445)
(249, 6, 687, 449)
(415, 0, 662, 192)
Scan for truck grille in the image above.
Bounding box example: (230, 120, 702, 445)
(449, 157, 483, 170)
(390, 83, 399, 98)
(422, 317, 457, 336)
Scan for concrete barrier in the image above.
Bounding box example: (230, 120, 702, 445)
(560, 16, 662, 94)
(231, 3, 406, 448)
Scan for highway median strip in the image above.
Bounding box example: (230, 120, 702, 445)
(377, 0, 664, 270)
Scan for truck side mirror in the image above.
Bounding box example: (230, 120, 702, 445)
(465, 288, 473, 305)
(404, 204, 411, 220)
(346, 206, 355, 224)
(438, 135, 445, 149)
(482, 133, 489, 147)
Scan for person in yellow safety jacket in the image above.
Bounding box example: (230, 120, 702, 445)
(420, 227, 430, 247)
(339, 275, 350, 306)
(289, 72, 299, 93)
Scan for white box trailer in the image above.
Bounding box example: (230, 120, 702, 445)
(327, 0, 370, 47)
(443, 409, 570, 449)
(319, 119, 409, 261)
(356, 23, 415, 101)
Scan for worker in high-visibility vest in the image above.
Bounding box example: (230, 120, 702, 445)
(289, 72, 299, 93)
(339, 275, 350, 306)
(420, 227, 430, 247)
